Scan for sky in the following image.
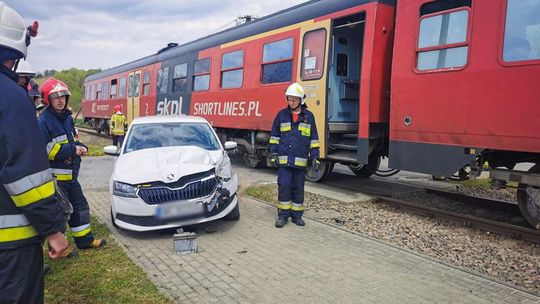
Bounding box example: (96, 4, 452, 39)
(6, 0, 308, 73)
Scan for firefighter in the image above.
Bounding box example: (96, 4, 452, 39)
(38, 78, 107, 250)
(0, 2, 68, 302)
(15, 58, 35, 89)
(28, 78, 42, 105)
(110, 105, 127, 148)
(269, 82, 320, 228)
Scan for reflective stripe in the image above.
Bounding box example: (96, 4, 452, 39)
(0, 226, 38, 243)
(278, 155, 288, 165)
(298, 123, 311, 137)
(269, 136, 280, 144)
(310, 140, 320, 148)
(71, 226, 91, 237)
(294, 157, 308, 167)
(47, 142, 62, 160)
(277, 201, 292, 210)
(10, 180, 55, 207)
(291, 203, 304, 211)
(70, 223, 90, 233)
(4, 168, 52, 196)
(0, 214, 30, 228)
(280, 122, 291, 132)
(52, 135, 68, 143)
(51, 168, 73, 181)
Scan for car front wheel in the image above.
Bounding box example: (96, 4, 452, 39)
(224, 202, 240, 221)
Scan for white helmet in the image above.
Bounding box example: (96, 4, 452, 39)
(285, 82, 306, 105)
(0, 1, 27, 60)
(16, 59, 35, 76)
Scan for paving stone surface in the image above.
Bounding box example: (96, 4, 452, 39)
(79, 156, 540, 304)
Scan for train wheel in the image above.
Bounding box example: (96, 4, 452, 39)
(517, 165, 540, 229)
(306, 161, 333, 183)
(348, 154, 380, 178)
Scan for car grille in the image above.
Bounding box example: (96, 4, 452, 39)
(138, 177, 218, 205)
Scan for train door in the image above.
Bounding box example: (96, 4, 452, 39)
(325, 13, 365, 161)
(127, 70, 141, 124)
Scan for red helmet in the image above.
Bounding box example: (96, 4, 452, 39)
(113, 105, 122, 113)
(40, 78, 71, 105)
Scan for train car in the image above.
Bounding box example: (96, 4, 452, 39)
(82, 0, 540, 228)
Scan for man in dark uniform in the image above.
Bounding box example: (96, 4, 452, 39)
(269, 82, 320, 228)
(0, 2, 68, 303)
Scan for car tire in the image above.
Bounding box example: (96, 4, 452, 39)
(224, 202, 240, 221)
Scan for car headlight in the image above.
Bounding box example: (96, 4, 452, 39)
(113, 181, 138, 197)
(215, 157, 232, 182)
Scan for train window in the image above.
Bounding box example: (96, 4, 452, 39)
(503, 0, 540, 63)
(91, 84, 95, 101)
(134, 74, 140, 97)
(103, 82, 109, 100)
(416, 9, 470, 71)
(221, 50, 244, 89)
(301, 28, 327, 81)
(143, 72, 150, 96)
(337, 53, 348, 76)
(262, 38, 293, 84)
(96, 82, 102, 100)
(173, 63, 188, 93)
(110, 79, 117, 99)
(128, 75, 134, 98)
(157, 67, 169, 95)
(193, 58, 210, 91)
(119, 77, 126, 98)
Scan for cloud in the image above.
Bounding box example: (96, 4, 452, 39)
(5, 0, 308, 72)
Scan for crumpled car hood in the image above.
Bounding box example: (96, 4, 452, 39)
(113, 146, 223, 184)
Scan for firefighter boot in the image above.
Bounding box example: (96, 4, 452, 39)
(80, 239, 107, 250)
(292, 217, 305, 226)
(275, 217, 288, 228)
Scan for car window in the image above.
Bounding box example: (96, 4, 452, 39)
(124, 122, 221, 153)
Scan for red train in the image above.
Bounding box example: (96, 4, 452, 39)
(82, 0, 540, 228)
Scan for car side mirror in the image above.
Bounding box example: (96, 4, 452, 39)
(104, 145, 120, 156)
(224, 141, 237, 151)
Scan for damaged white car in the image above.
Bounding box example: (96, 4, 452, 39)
(104, 115, 239, 232)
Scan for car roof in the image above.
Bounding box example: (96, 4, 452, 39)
(130, 115, 209, 125)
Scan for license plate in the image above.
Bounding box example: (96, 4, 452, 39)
(155, 201, 204, 220)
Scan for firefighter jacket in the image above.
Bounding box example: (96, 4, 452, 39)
(38, 107, 87, 182)
(110, 113, 127, 136)
(269, 105, 320, 169)
(0, 67, 65, 250)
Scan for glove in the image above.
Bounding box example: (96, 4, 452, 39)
(270, 153, 278, 164)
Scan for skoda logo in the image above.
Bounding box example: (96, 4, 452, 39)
(167, 174, 175, 181)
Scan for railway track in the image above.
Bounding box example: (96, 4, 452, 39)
(76, 125, 111, 139)
(325, 177, 540, 243)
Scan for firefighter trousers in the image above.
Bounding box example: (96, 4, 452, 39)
(277, 166, 305, 220)
(0, 243, 44, 304)
(58, 180, 95, 248)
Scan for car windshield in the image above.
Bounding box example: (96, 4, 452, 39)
(123, 122, 221, 153)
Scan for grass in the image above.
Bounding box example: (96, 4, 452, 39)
(44, 217, 173, 304)
(244, 184, 278, 204)
(86, 144, 106, 157)
(450, 177, 518, 192)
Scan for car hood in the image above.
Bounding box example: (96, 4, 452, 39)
(114, 146, 223, 184)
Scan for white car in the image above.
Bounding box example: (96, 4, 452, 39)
(105, 115, 239, 232)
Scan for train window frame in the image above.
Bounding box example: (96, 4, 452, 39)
(96, 82, 102, 100)
(143, 72, 150, 96)
(103, 81, 109, 100)
(91, 84, 96, 101)
(134, 73, 140, 97)
(118, 77, 126, 98)
(193, 58, 211, 92)
(173, 63, 188, 93)
(499, 0, 540, 66)
(110, 79, 117, 99)
(221, 50, 244, 89)
(414, 7, 472, 73)
(128, 75, 134, 98)
(261, 38, 294, 85)
(301, 28, 327, 81)
(156, 67, 169, 95)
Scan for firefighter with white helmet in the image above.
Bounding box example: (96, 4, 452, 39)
(0, 2, 68, 302)
(38, 78, 107, 251)
(15, 59, 36, 87)
(269, 82, 320, 228)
